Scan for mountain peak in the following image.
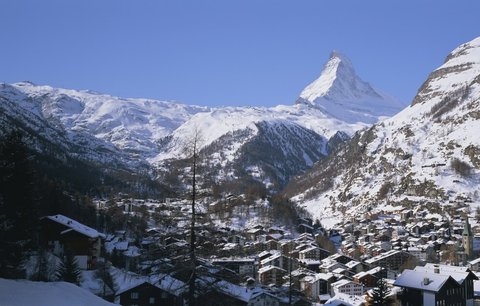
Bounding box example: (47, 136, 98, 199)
(295, 51, 405, 123)
(329, 50, 354, 70)
(297, 51, 378, 103)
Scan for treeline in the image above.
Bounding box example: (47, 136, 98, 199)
(0, 131, 146, 278)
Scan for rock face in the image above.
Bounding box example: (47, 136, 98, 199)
(286, 37, 480, 226)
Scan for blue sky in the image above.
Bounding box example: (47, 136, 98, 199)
(1, 0, 479, 107)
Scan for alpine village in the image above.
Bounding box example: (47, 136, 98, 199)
(2, 30, 480, 306)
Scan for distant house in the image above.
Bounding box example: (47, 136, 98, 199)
(331, 279, 365, 296)
(467, 257, 480, 272)
(364, 250, 413, 274)
(246, 228, 266, 241)
(116, 281, 183, 306)
(298, 246, 330, 261)
(40, 214, 104, 270)
(260, 253, 298, 272)
(258, 265, 287, 286)
(353, 271, 378, 288)
(211, 258, 256, 277)
(300, 273, 335, 299)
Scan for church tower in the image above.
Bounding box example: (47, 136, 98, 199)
(462, 218, 474, 259)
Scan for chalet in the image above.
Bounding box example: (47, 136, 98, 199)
(331, 279, 365, 296)
(116, 281, 183, 306)
(406, 244, 435, 262)
(394, 269, 468, 306)
(353, 271, 378, 288)
(414, 264, 478, 305)
(279, 240, 296, 255)
(39, 214, 104, 270)
(258, 265, 287, 286)
(200, 279, 281, 306)
(298, 259, 322, 272)
(298, 246, 330, 261)
(300, 273, 335, 300)
(260, 253, 298, 272)
(246, 228, 266, 241)
(467, 257, 480, 272)
(364, 250, 413, 273)
(265, 239, 279, 251)
(324, 292, 366, 306)
(211, 258, 256, 277)
(344, 260, 365, 274)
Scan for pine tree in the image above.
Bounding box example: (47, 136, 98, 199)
(32, 248, 55, 281)
(0, 131, 38, 278)
(56, 252, 82, 285)
(371, 278, 392, 306)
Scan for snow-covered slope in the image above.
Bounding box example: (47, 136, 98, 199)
(152, 103, 361, 162)
(296, 51, 406, 124)
(1, 82, 208, 156)
(0, 278, 115, 306)
(0, 51, 403, 190)
(287, 36, 480, 227)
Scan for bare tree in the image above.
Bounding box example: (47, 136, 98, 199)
(184, 127, 203, 306)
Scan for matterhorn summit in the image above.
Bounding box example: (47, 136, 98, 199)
(296, 51, 405, 123)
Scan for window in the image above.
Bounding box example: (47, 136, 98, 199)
(149, 297, 155, 304)
(131, 292, 139, 299)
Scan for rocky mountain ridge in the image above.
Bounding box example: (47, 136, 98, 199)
(286, 36, 480, 227)
(0, 52, 404, 192)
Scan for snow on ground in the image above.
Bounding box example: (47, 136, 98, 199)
(0, 278, 115, 306)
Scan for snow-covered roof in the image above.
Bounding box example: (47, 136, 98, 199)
(364, 250, 400, 264)
(324, 292, 366, 306)
(331, 279, 358, 288)
(469, 257, 480, 265)
(115, 273, 186, 297)
(422, 263, 470, 273)
(44, 214, 104, 239)
(394, 269, 452, 292)
(303, 272, 335, 283)
(414, 264, 478, 284)
(258, 265, 286, 274)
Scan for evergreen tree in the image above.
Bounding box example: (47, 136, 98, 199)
(0, 131, 38, 278)
(31, 248, 55, 281)
(56, 252, 82, 285)
(371, 278, 392, 306)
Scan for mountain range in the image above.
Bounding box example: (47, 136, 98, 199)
(0, 51, 405, 193)
(2, 36, 479, 226)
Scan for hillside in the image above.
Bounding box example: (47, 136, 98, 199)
(286, 36, 480, 227)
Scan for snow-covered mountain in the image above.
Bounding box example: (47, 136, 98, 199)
(0, 51, 403, 191)
(296, 51, 405, 124)
(286, 36, 480, 227)
(0, 82, 208, 158)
